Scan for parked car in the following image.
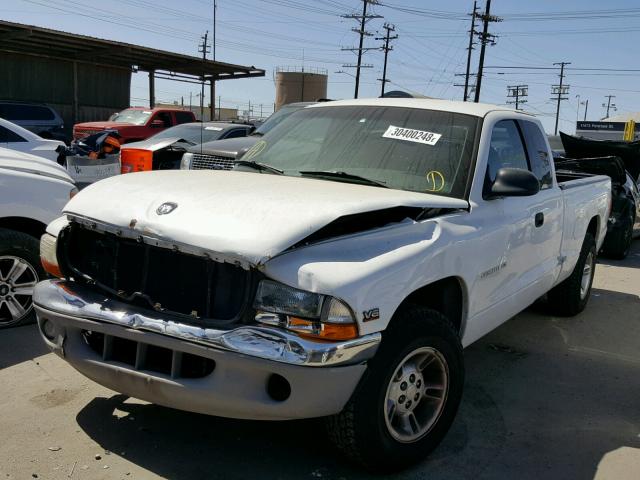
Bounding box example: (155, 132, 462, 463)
(180, 102, 315, 170)
(121, 122, 253, 173)
(35, 99, 610, 471)
(0, 147, 75, 328)
(555, 155, 640, 258)
(0, 117, 65, 162)
(0, 101, 65, 141)
(73, 107, 196, 143)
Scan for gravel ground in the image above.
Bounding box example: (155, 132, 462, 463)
(1, 242, 639, 480)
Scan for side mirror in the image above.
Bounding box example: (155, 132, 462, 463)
(150, 119, 165, 128)
(487, 167, 540, 198)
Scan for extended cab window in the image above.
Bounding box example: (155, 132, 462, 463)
(519, 121, 553, 189)
(224, 128, 248, 139)
(487, 120, 529, 182)
(174, 111, 194, 125)
(153, 112, 172, 127)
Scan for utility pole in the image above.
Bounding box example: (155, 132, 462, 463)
(211, 0, 217, 120)
(603, 95, 616, 118)
(375, 23, 397, 96)
(550, 61, 571, 135)
(506, 85, 528, 110)
(473, 0, 501, 103)
(198, 31, 210, 120)
(464, 1, 479, 101)
(583, 99, 588, 121)
(576, 94, 581, 122)
(341, 0, 382, 98)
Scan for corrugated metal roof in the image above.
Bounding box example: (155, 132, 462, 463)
(0, 20, 265, 82)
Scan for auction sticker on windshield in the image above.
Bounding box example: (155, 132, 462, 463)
(382, 125, 441, 146)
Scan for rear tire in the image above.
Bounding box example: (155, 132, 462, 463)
(0, 229, 43, 328)
(547, 233, 596, 317)
(325, 307, 464, 472)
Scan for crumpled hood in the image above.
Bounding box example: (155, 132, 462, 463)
(122, 137, 185, 152)
(64, 170, 468, 267)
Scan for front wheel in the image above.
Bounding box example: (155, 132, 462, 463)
(325, 307, 464, 472)
(0, 229, 43, 328)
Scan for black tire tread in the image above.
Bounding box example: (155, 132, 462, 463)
(547, 233, 596, 317)
(325, 306, 463, 472)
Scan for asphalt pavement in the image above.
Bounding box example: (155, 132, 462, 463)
(1, 242, 639, 480)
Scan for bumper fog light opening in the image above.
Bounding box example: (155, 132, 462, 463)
(266, 373, 291, 402)
(41, 319, 57, 340)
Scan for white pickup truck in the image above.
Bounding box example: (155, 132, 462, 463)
(34, 99, 610, 471)
(0, 147, 76, 328)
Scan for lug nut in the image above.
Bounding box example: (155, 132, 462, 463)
(409, 374, 416, 383)
(400, 382, 407, 391)
(405, 400, 412, 409)
(398, 395, 406, 404)
(414, 393, 420, 401)
(416, 379, 422, 388)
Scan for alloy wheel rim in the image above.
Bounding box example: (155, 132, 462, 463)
(0, 256, 39, 325)
(580, 251, 594, 300)
(384, 346, 449, 443)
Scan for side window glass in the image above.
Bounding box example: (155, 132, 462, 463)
(153, 112, 172, 127)
(0, 125, 26, 143)
(520, 121, 553, 189)
(224, 128, 248, 139)
(487, 120, 529, 182)
(174, 112, 193, 124)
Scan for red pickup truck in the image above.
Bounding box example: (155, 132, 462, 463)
(73, 107, 196, 143)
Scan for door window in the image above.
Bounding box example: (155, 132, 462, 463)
(520, 121, 553, 189)
(152, 112, 172, 127)
(486, 120, 530, 183)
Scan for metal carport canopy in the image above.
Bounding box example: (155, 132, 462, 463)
(0, 20, 265, 81)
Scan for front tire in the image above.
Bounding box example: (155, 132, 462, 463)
(0, 228, 43, 328)
(547, 233, 596, 316)
(326, 307, 464, 472)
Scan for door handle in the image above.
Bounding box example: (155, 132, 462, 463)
(535, 212, 544, 228)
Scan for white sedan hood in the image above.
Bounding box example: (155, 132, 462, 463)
(0, 147, 72, 183)
(64, 170, 468, 267)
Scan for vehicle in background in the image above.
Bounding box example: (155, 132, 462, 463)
(0, 117, 64, 162)
(0, 101, 66, 142)
(121, 122, 253, 173)
(0, 147, 75, 328)
(555, 155, 640, 259)
(73, 107, 196, 144)
(36, 99, 611, 471)
(181, 102, 315, 170)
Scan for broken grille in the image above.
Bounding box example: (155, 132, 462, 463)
(82, 330, 215, 379)
(190, 153, 235, 170)
(61, 225, 254, 325)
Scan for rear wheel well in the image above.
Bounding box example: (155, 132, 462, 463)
(587, 216, 599, 241)
(0, 217, 46, 240)
(394, 277, 465, 336)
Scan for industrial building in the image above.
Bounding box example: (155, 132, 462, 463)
(0, 20, 265, 136)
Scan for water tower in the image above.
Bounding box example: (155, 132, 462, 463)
(274, 66, 328, 110)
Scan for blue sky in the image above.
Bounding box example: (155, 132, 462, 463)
(3, 0, 640, 133)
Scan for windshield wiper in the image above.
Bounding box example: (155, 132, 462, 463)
(234, 160, 283, 174)
(299, 170, 388, 188)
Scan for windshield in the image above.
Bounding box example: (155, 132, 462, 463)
(254, 104, 308, 135)
(243, 105, 479, 198)
(110, 109, 153, 125)
(148, 123, 225, 144)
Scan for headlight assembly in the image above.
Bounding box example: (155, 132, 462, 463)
(253, 280, 358, 341)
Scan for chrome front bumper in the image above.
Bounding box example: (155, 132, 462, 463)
(33, 280, 381, 420)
